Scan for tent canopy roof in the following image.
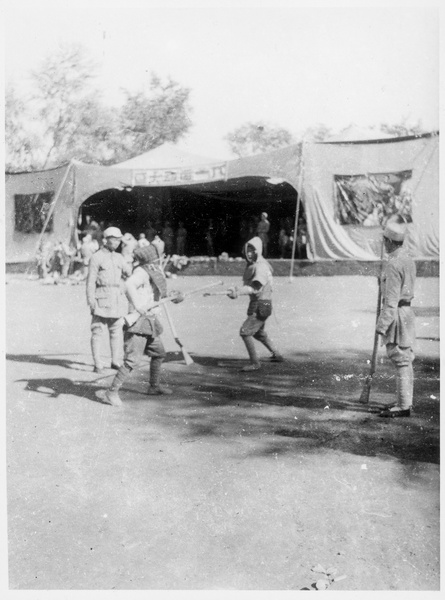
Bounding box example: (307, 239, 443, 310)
(325, 124, 393, 143)
(112, 143, 223, 169)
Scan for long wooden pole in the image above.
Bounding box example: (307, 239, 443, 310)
(34, 161, 74, 257)
(289, 143, 305, 281)
(359, 237, 385, 403)
(289, 192, 301, 281)
(163, 304, 194, 365)
(124, 280, 223, 327)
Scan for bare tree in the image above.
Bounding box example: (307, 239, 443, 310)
(380, 118, 425, 138)
(6, 46, 194, 170)
(225, 121, 295, 157)
(301, 123, 333, 142)
(115, 73, 193, 161)
(5, 85, 40, 172)
(30, 43, 99, 168)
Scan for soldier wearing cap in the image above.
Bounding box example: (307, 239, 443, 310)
(86, 227, 132, 374)
(376, 220, 416, 418)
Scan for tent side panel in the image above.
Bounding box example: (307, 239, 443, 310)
(5, 166, 75, 263)
(72, 163, 134, 207)
(407, 138, 439, 257)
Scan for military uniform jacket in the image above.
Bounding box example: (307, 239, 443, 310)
(376, 247, 416, 347)
(86, 247, 131, 318)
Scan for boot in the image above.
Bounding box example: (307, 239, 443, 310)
(94, 367, 108, 375)
(269, 353, 284, 363)
(98, 364, 131, 406)
(379, 407, 410, 418)
(241, 363, 261, 372)
(397, 364, 414, 410)
(147, 385, 173, 395)
(103, 389, 123, 407)
(110, 364, 131, 391)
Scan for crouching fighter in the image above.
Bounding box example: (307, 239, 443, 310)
(227, 236, 283, 371)
(99, 244, 182, 407)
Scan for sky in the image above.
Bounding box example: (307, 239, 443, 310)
(3, 0, 441, 160)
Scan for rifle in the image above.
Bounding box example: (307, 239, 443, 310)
(359, 240, 384, 404)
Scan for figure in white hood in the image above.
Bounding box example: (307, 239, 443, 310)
(226, 236, 283, 371)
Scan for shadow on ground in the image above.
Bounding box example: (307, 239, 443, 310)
(9, 349, 440, 465)
(170, 350, 440, 465)
(6, 353, 94, 371)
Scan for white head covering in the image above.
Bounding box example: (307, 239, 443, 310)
(383, 221, 406, 242)
(103, 227, 123, 238)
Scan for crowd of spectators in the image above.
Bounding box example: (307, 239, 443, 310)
(35, 219, 191, 282)
(35, 212, 309, 282)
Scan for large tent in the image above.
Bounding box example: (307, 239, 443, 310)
(6, 143, 302, 263)
(5, 132, 439, 265)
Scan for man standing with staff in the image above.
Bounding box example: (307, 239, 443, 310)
(376, 220, 416, 418)
(87, 227, 132, 374)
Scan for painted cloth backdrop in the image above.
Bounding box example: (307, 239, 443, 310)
(302, 134, 439, 260)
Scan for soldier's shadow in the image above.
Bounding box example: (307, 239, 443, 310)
(7, 351, 184, 371)
(7, 353, 94, 371)
(14, 352, 185, 404)
(16, 377, 116, 403)
(16, 377, 105, 403)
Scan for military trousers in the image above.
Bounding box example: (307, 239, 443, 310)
(91, 315, 124, 369)
(386, 343, 414, 410)
(110, 332, 166, 391)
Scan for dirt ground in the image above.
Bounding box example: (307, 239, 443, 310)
(5, 274, 440, 591)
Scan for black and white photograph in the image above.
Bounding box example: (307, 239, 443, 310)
(3, 0, 441, 594)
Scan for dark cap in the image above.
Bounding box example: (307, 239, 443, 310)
(133, 244, 160, 265)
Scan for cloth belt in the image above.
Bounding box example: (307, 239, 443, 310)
(398, 300, 411, 307)
(97, 284, 121, 288)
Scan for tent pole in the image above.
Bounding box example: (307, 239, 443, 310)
(289, 192, 301, 281)
(33, 161, 74, 257)
(289, 142, 306, 281)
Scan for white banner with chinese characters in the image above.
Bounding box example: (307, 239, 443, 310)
(131, 162, 228, 186)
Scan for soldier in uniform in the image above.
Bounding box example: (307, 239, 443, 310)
(376, 221, 416, 418)
(86, 227, 132, 374)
